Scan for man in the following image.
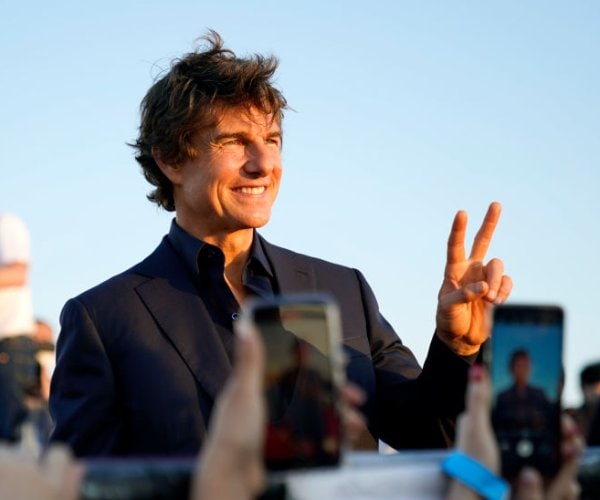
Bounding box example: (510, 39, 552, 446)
(492, 349, 554, 431)
(49, 31, 512, 458)
(0, 212, 37, 442)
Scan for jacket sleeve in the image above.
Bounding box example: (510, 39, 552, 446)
(49, 298, 122, 457)
(354, 269, 470, 450)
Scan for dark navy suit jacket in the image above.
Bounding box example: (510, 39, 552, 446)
(49, 235, 470, 457)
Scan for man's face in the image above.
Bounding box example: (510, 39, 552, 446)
(171, 105, 282, 238)
(583, 381, 600, 406)
(511, 355, 531, 386)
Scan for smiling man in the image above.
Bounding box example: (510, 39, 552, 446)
(49, 31, 512, 458)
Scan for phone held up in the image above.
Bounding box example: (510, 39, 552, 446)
(242, 293, 346, 471)
(486, 304, 564, 479)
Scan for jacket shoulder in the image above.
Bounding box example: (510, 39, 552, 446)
(260, 238, 358, 275)
(71, 237, 173, 307)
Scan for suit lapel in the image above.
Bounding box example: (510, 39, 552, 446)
(131, 235, 315, 402)
(134, 238, 231, 401)
(259, 236, 317, 293)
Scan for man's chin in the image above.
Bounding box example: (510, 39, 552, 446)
(240, 214, 271, 230)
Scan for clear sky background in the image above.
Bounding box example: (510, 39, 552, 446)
(1, 1, 598, 407)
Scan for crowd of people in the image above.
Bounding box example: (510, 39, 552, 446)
(0, 30, 596, 498)
(0, 212, 54, 450)
(0, 320, 585, 499)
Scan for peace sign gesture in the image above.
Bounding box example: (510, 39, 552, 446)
(436, 202, 513, 356)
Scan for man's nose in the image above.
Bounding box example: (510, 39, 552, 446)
(243, 142, 279, 176)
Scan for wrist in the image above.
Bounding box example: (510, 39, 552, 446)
(442, 451, 509, 500)
(199, 444, 265, 498)
(436, 331, 481, 357)
(447, 480, 485, 500)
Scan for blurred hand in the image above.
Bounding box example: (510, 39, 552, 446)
(436, 202, 513, 355)
(191, 317, 266, 500)
(341, 382, 369, 447)
(446, 364, 501, 500)
(512, 414, 583, 500)
(454, 365, 500, 473)
(0, 443, 83, 500)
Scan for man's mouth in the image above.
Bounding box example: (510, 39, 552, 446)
(235, 186, 266, 195)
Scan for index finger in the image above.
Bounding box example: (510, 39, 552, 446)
(469, 202, 502, 261)
(446, 209, 467, 266)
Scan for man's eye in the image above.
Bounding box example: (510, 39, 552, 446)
(223, 138, 243, 146)
(266, 138, 281, 147)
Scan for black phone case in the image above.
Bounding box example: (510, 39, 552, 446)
(488, 304, 564, 479)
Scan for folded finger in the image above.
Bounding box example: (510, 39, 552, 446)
(440, 281, 489, 308)
(342, 382, 366, 407)
(483, 258, 504, 302)
(344, 407, 368, 444)
(493, 275, 513, 304)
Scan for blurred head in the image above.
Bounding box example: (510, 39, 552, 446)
(33, 318, 54, 349)
(132, 30, 287, 212)
(580, 362, 600, 406)
(509, 349, 531, 386)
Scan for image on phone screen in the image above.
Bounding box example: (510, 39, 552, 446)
(489, 305, 563, 478)
(245, 294, 344, 471)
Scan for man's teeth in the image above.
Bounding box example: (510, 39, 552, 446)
(238, 187, 265, 194)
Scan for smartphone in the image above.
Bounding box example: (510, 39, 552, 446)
(487, 304, 564, 479)
(243, 293, 346, 471)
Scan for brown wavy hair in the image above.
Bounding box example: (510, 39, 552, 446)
(131, 30, 287, 211)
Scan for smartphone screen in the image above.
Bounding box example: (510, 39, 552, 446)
(244, 293, 345, 471)
(488, 305, 564, 479)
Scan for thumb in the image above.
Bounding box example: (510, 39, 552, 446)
(233, 317, 265, 390)
(465, 365, 491, 420)
(513, 467, 543, 500)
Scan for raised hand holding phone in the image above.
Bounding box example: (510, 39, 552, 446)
(243, 293, 346, 471)
(488, 304, 564, 479)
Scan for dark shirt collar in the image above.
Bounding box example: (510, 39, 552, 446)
(167, 219, 273, 278)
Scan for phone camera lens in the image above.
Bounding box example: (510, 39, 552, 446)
(516, 439, 534, 457)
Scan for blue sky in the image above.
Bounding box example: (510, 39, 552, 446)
(2, 1, 599, 406)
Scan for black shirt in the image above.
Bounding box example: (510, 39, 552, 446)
(167, 219, 276, 361)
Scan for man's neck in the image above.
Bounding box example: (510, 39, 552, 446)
(215, 236, 253, 306)
(177, 218, 256, 301)
(176, 217, 254, 259)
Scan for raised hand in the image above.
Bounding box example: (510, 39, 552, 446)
(436, 202, 513, 356)
(192, 318, 266, 500)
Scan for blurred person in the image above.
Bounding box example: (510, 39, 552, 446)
(50, 30, 512, 458)
(0, 212, 37, 442)
(32, 318, 56, 404)
(492, 349, 554, 433)
(33, 318, 55, 352)
(26, 318, 56, 447)
(566, 361, 600, 445)
(586, 403, 600, 446)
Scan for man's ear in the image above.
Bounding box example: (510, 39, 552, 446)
(152, 146, 183, 184)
